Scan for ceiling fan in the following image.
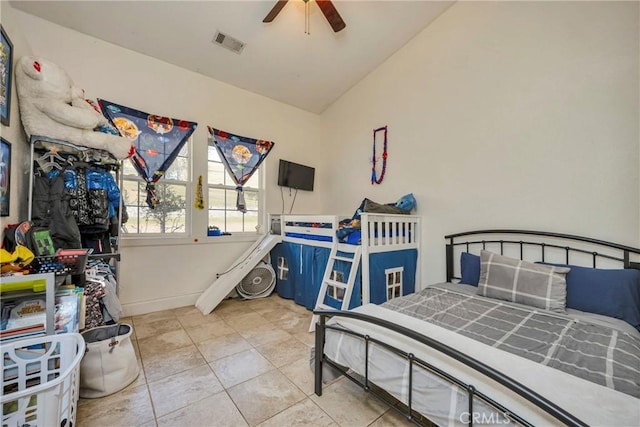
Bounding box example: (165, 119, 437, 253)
(263, 0, 346, 33)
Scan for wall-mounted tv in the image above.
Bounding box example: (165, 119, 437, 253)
(277, 159, 315, 191)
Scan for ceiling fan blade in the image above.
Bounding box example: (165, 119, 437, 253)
(263, 0, 289, 23)
(316, 0, 346, 32)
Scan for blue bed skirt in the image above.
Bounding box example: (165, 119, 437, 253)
(270, 242, 417, 309)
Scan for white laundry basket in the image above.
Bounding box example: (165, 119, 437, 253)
(1, 333, 85, 427)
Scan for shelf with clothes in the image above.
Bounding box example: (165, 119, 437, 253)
(27, 135, 125, 297)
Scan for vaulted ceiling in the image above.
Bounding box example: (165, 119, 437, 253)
(11, 0, 455, 113)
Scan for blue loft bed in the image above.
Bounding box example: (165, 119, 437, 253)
(269, 213, 421, 310)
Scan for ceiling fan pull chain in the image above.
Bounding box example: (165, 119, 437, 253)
(305, 0, 310, 35)
(371, 126, 388, 185)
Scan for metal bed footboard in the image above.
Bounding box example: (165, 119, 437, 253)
(313, 310, 588, 427)
(314, 229, 639, 427)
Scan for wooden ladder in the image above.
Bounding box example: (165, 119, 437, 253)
(309, 243, 362, 332)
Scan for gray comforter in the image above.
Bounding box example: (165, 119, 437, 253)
(382, 284, 640, 398)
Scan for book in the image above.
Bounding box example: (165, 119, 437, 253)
(55, 287, 81, 334)
(0, 323, 45, 337)
(5, 298, 47, 330)
(0, 329, 45, 344)
(78, 291, 86, 331)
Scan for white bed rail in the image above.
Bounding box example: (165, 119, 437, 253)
(360, 213, 421, 252)
(272, 214, 341, 248)
(271, 213, 421, 248)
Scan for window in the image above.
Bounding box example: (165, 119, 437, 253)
(328, 271, 345, 300)
(121, 144, 189, 235)
(120, 137, 265, 237)
(207, 144, 259, 233)
(277, 256, 288, 280)
(385, 267, 403, 301)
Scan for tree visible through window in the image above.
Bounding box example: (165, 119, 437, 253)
(121, 145, 189, 235)
(120, 138, 265, 237)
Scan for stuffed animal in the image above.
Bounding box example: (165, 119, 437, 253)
(15, 56, 134, 160)
(395, 193, 416, 212)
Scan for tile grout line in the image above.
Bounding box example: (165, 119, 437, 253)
(129, 297, 324, 427)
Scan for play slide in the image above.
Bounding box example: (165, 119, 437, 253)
(195, 234, 282, 315)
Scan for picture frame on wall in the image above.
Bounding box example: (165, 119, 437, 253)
(0, 137, 10, 216)
(1, 25, 14, 126)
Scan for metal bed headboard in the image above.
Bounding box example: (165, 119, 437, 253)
(445, 229, 640, 283)
(314, 229, 640, 427)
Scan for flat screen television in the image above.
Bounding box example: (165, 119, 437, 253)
(277, 159, 315, 191)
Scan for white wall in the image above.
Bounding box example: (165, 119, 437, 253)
(7, 1, 639, 314)
(11, 7, 329, 315)
(322, 1, 640, 285)
(0, 4, 33, 226)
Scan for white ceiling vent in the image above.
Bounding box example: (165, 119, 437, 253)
(213, 31, 245, 54)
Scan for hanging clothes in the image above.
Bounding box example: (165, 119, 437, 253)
(65, 166, 121, 235)
(31, 170, 82, 249)
(83, 280, 106, 329)
(86, 261, 123, 323)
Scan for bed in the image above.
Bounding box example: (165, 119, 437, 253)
(313, 229, 640, 426)
(269, 213, 421, 310)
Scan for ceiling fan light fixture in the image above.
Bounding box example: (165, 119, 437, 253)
(263, 0, 346, 33)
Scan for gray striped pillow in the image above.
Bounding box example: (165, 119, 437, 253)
(477, 250, 570, 312)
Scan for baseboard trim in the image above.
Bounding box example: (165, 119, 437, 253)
(122, 293, 201, 317)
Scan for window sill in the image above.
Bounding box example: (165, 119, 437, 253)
(120, 233, 261, 248)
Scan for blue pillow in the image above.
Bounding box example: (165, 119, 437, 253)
(460, 252, 481, 286)
(541, 263, 640, 330)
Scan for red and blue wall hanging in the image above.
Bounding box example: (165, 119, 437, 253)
(371, 126, 388, 185)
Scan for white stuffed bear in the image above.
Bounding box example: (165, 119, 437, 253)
(15, 56, 134, 160)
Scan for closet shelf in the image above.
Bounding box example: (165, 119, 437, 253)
(30, 135, 119, 167)
(31, 134, 91, 150)
(89, 252, 121, 262)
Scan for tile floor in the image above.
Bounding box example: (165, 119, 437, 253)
(76, 294, 413, 427)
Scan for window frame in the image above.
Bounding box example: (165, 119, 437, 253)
(119, 136, 267, 244)
(385, 267, 403, 301)
(120, 139, 192, 239)
(206, 142, 264, 235)
(328, 270, 346, 300)
(277, 256, 289, 280)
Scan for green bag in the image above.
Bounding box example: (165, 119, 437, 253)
(29, 228, 56, 256)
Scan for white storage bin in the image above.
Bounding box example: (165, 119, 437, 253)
(2, 333, 85, 427)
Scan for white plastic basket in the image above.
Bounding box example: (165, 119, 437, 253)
(2, 333, 85, 427)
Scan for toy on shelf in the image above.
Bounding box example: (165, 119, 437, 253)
(15, 56, 134, 160)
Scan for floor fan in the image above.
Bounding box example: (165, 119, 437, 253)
(236, 261, 276, 299)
